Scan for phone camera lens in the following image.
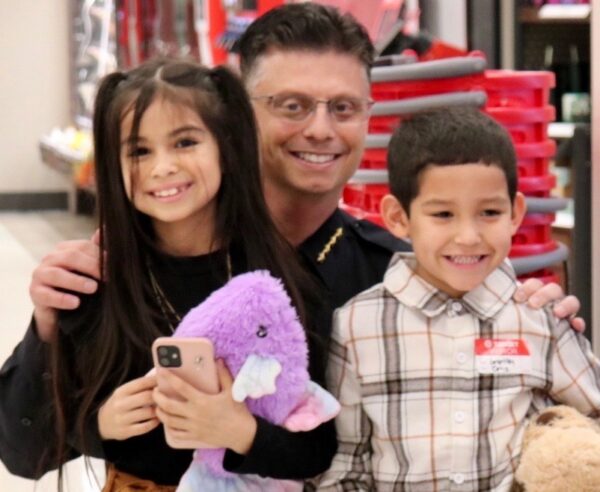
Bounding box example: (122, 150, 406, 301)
(159, 357, 171, 367)
(158, 346, 169, 356)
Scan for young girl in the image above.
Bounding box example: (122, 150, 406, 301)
(0, 58, 336, 490)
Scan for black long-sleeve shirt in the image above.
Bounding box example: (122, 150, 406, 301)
(0, 249, 336, 485)
(0, 209, 409, 486)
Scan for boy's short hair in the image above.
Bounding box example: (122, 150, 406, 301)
(387, 107, 517, 213)
(238, 3, 374, 82)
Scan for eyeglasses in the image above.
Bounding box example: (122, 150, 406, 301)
(251, 93, 374, 123)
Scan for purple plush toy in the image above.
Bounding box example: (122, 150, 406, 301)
(170, 270, 340, 492)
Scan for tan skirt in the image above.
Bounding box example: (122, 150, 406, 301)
(102, 464, 177, 492)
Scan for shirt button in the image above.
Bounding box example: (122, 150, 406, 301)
(42, 371, 52, 380)
(20, 417, 32, 426)
(451, 301, 463, 313)
(456, 352, 467, 364)
(454, 411, 465, 423)
(452, 473, 465, 484)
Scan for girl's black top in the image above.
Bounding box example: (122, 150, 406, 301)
(0, 249, 336, 485)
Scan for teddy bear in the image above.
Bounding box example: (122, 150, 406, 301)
(168, 270, 340, 492)
(511, 405, 600, 492)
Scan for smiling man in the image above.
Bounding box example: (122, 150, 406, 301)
(238, 4, 410, 331)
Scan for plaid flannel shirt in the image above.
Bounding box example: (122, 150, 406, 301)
(317, 253, 600, 492)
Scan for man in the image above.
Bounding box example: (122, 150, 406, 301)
(29, 3, 582, 349)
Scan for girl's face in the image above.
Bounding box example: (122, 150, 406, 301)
(120, 97, 222, 255)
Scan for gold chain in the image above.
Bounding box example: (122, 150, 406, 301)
(148, 252, 232, 332)
(316, 227, 343, 263)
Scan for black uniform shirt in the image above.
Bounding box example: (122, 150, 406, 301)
(298, 208, 412, 382)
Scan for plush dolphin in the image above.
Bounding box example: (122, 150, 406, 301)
(170, 270, 339, 492)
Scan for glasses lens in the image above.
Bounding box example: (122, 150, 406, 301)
(270, 94, 314, 121)
(329, 97, 368, 122)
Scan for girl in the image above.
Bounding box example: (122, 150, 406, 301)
(0, 58, 335, 490)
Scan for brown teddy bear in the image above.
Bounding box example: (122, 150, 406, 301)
(511, 405, 600, 492)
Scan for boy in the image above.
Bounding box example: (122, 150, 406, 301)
(317, 107, 600, 491)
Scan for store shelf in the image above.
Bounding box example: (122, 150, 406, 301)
(518, 5, 590, 25)
(548, 122, 575, 139)
(39, 139, 88, 174)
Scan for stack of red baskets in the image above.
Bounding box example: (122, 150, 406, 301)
(342, 54, 565, 283)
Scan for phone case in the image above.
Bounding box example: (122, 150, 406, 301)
(152, 337, 220, 449)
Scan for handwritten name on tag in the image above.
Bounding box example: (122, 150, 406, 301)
(475, 339, 531, 375)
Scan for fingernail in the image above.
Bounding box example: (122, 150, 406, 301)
(66, 296, 80, 309)
(529, 296, 541, 308)
(84, 280, 97, 292)
(514, 290, 526, 303)
(554, 306, 566, 317)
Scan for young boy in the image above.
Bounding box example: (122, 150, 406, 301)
(316, 107, 600, 491)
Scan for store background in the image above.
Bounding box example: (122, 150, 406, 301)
(0, 1, 597, 490)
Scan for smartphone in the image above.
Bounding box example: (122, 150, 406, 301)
(152, 337, 219, 449)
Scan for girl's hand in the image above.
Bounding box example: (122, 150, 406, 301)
(153, 360, 257, 454)
(98, 375, 160, 440)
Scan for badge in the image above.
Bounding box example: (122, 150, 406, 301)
(474, 338, 531, 375)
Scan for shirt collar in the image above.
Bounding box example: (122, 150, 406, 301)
(383, 252, 518, 320)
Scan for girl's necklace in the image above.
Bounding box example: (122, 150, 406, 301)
(148, 252, 232, 332)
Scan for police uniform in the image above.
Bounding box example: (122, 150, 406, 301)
(298, 208, 412, 383)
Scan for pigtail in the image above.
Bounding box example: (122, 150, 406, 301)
(93, 71, 128, 265)
(46, 72, 129, 492)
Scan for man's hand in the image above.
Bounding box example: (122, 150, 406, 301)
(29, 230, 102, 342)
(98, 375, 159, 441)
(514, 278, 585, 332)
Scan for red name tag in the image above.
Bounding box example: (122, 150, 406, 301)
(474, 339, 530, 356)
(474, 339, 531, 374)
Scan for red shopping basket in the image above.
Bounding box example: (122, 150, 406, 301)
(361, 148, 388, 169)
(485, 106, 555, 144)
(342, 183, 390, 214)
(515, 140, 556, 178)
(518, 174, 556, 197)
(510, 213, 556, 257)
(484, 70, 555, 108)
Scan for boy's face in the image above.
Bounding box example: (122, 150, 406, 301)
(382, 163, 526, 298)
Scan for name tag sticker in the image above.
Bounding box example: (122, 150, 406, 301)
(474, 339, 531, 375)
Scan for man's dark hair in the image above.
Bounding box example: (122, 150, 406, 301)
(237, 3, 374, 81)
(387, 107, 517, 214)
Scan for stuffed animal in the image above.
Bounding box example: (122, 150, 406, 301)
(511, 405, 600, 492)
(170, 270, 340, 492)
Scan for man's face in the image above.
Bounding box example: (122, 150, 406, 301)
(247, 49, 371, 204)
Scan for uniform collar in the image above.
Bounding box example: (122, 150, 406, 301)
(298, 209, 347, 261)
(298, 209, 347, 290)
(383, 252, 517, 320)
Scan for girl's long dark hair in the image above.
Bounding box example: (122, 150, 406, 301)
(49, 58, 311, 485)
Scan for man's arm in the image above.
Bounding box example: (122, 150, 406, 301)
(29, 231, 101, 342)
(515, 278, 585, 332)
(0, 325, 81, 478)
(546, 310, 600, 413)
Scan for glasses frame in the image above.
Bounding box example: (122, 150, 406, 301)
(251, 93, 374, 124)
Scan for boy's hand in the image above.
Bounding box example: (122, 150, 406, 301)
(153, 361, 257, 454)
(514, 278, 585, 332)
(30, 230, 101, 342)
(98, 375, 159, 440)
